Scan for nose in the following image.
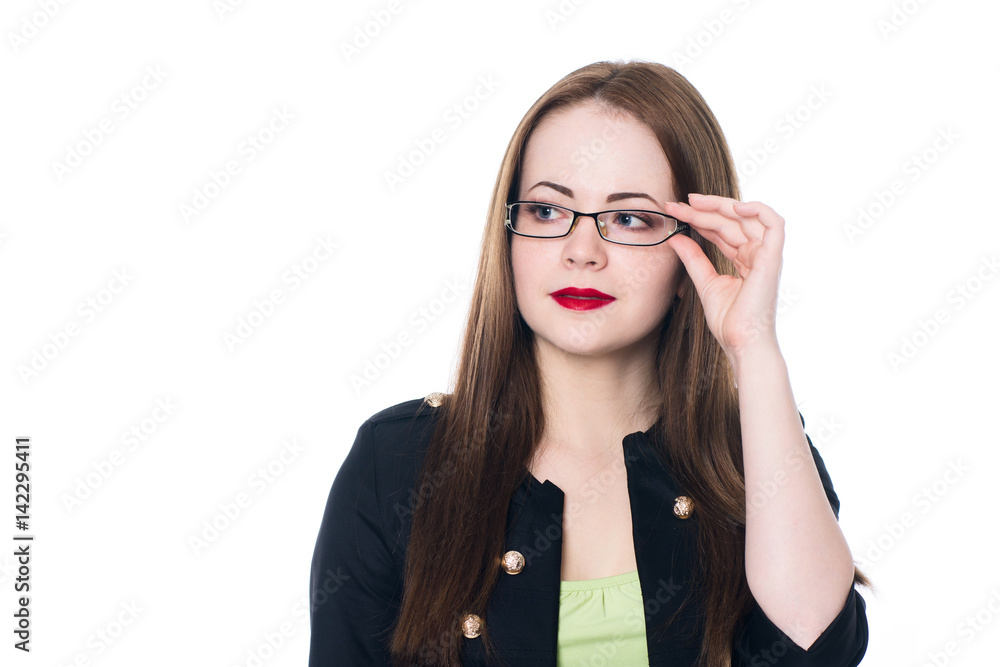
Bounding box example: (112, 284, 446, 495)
(562, 213, 608, 268)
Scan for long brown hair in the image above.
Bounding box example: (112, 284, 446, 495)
(390, 59, 869, 666)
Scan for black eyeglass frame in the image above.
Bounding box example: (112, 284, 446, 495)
(504, 201, 690, 247)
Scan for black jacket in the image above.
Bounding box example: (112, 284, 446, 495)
(309, 396, 868, 666)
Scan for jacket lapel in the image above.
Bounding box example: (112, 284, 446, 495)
(625, 429, 704, 665)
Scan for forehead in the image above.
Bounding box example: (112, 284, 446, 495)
(520, 101, 673, 198)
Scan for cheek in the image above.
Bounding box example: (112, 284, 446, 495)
(631, 255, 684, 310)
(510, 239, 526, 293)
(510, 239, 544, 298)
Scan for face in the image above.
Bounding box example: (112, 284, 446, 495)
(510, 101, 685, 359)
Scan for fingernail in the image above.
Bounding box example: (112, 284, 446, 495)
(688, 193, 704, 199)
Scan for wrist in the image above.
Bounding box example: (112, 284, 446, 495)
(729, 338, 783, 382)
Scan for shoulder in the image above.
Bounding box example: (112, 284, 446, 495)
(361, 392, 448, 455)
(349, 393, 450, 521)
(367, 392, 446, 425)
(319, 392, 450, 554)
(334, 392, 449, 492)
(309, 394, 450, 661)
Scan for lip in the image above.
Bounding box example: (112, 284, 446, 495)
(550, 287, 616, 311)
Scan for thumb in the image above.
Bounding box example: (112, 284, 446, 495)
(667, 234, 719, 300)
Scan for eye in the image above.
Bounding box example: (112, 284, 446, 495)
(526, 203, 568, 222)
(613, 211, 653, 229)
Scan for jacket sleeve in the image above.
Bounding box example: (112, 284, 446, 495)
(309, 419, 402, 666)
(732, 426, 869, 667)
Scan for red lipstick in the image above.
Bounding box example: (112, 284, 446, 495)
(550, 287, 616, 311)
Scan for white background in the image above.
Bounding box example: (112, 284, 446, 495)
(1, 1, 998, 665)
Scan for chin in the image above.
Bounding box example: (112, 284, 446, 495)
(534, 328, 625, 359)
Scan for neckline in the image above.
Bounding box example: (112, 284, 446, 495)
(560, 569, 639, 591)
(514, 420, 669, 508)
(524, 420, 659, 488)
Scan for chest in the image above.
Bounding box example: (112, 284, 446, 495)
(458, 444, 704, 665)
(528, 449, 638, 580)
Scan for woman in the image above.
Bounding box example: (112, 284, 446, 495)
(310, 60, 870, 666)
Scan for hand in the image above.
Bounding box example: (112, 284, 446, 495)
(665, 193, 785, 363)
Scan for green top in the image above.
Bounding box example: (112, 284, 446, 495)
(557, 569, 649, 666)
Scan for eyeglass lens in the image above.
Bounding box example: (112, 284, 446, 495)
(509, 203, 677, 245)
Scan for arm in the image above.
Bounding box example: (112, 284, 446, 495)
(309, 419, 401, 666)
(734, 343, 856, 647)
(733, 423, 868, 666)
(665, 194, 866, 659)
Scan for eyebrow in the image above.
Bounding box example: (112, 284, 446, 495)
(527, 181, 660, 206)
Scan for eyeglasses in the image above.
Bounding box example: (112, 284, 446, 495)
(505, 201, 688, 246)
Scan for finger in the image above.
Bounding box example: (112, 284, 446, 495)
(688, 194, 766, 244)
(732, 201, 783, 247)
(695, 227, 742, 266)
(732, 200, 785, 232)
(666, 233, 723, 297)
(667, 200, 750, 249)
(669, 205, 753, 276)
(686, 193, 742, 221)
(669, 205, 754, 277)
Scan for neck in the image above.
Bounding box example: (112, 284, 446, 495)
(533, 331, 661, 461)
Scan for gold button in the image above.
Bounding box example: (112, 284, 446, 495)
(673, 495, 694, 519)
(501, 550, 524, 575)
(461, 613, 483, 639)
(425, 392, 445, 407)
